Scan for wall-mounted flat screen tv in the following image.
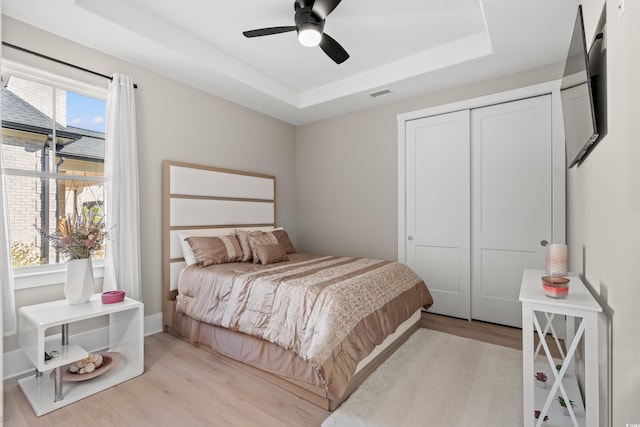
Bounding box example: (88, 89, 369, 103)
(561, 5, 599, 168)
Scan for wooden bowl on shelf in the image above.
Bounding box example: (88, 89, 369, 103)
(541, 276, 570, 298)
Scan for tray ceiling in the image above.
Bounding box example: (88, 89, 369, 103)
(3, 0, 578, 124)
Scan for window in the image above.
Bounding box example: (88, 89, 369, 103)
(1, 70, 107, 288)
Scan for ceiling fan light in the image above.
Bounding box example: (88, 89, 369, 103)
(298, 27, 322, 47)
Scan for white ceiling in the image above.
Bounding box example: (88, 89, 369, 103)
(3, 0, 578, 125)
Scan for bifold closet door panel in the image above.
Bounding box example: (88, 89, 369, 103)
(470, 95, 553, 328)
(405, 110, 471, 320)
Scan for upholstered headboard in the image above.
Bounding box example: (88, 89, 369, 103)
(162, 160, 276, 330)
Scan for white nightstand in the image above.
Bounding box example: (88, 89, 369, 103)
(519, 269, 601, 427)
(18, 294, 144, 416)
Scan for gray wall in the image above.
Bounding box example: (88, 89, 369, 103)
(568, 1, 640, 425)
(6, 7, 640, 423)
(296, 11, 640, 419)
(295, 63, 562, 260)
(2, 16, 297, 352)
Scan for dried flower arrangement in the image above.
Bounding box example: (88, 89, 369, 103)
(40, 215, 109, 260)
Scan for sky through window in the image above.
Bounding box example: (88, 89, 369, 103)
(66, 91, 106, 133)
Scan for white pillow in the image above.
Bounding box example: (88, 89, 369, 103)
(177, 232, 198, 266)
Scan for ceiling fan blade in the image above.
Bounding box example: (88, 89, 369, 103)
(313, 0, 342, 19)
(243, 26, 297, 38)
(319, 33, 349, 64)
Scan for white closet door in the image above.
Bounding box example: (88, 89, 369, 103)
(406, 110, 471, 319)
(471, 95, 552, 328)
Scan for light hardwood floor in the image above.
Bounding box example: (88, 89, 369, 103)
(3, 313, 525, 427)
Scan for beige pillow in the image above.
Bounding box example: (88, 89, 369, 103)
(254, 244, 288, 265)
(272, 229, 297, 254)
(235, 229, 256, 262)
(248, 232, 279, 263)
(179, 231, 232, 265)
(186, 234, 243, 267)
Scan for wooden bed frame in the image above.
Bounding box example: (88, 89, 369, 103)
(161, 160, 420, 411)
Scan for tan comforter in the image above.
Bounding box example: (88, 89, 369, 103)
(176, 253, 433, 399)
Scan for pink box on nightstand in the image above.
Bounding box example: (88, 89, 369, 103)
(102, 290, 125, 304)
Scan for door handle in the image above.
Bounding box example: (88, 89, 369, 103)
(540, 240, 549, 247)
(408, 236, 414, 241)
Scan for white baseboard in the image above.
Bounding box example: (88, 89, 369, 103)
(2, 312, 164, 380)
(144, 312, 164, 337)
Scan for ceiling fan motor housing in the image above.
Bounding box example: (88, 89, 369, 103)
(295, 5, 325, 35)
(294, 0, 315, 12)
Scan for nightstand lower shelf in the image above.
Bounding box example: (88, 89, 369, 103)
(18, 353, 140, 416)
(18, 295, 144, 416)
(532, 361, 585, 427)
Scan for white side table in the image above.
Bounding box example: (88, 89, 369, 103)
(18, 294, 144, 416)
(519, 269, 601, 427)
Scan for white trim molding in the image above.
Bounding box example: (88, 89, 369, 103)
(397, 80, 566, 263)
(2, 59, 107, 100)
(13, 262, 105, 290)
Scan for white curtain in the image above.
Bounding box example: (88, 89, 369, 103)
(103, 73, 142, 301)
(1, 146, 17, 336)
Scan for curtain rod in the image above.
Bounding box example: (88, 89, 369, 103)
(2, 42, 138, 89)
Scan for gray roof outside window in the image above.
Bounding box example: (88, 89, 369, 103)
(1, 89, 105, 161)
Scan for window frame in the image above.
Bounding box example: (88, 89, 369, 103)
(1, 60, 108, 290)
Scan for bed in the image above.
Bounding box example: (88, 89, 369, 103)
(162, 160, 433, 410)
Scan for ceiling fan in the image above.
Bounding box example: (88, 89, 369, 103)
(243, 0, 349, 64)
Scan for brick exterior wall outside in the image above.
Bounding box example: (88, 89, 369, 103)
(8, 77, 66, 125)
(3, 133, 58, 263)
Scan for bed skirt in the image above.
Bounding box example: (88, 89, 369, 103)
(173, 310, 327, 395)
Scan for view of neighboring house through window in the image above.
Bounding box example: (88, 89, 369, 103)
(1, 74, 106, 270)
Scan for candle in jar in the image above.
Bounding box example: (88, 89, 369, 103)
(545, 244, 568, 276)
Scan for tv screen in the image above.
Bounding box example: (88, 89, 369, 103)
(561, 5, 598, 168)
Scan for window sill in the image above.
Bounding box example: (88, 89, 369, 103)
(13, 261, 105, 290)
